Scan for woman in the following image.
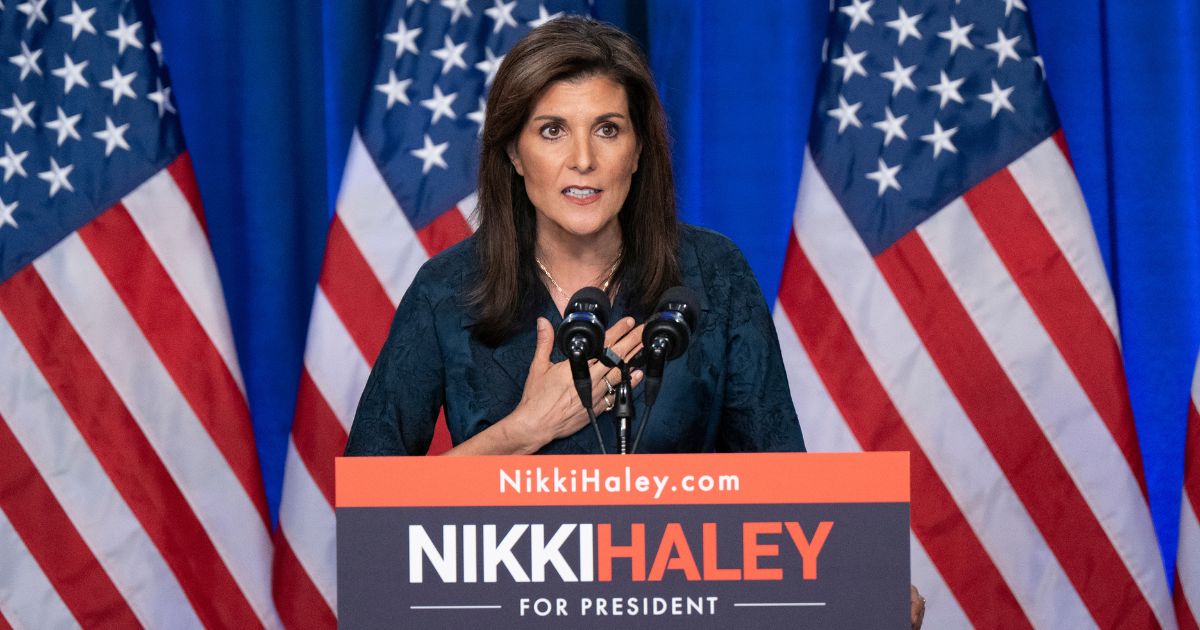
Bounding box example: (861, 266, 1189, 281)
(345, 15, 805, 457)
(345, 16, 925, 627)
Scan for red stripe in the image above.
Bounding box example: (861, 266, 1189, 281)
(292, 370, 347, 507)
(429, 408, 453, 455)
(78, 204, 270, 527)
(0, 607, 10, 630)
(964, 168, 1148, 496)
(272, 530, 336, 630)
(1178, 570, 1200, 630)
(878, 232, 1158, 628)
(0, 267, 263, 630)
(319, 216, 394, 365)
(166, 152, 208, 234)
(0, 416, 141, 628)
(416, 206, 472, 257)
(776, 234, 1031, 628)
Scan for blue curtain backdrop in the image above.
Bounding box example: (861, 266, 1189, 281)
(146, 0, 1200, 577)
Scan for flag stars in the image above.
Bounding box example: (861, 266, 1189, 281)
(420, 85, 458, 124)
(107, 15, 143, 55)
(928, 70, 965, 109)
(0, 143, 29, 182)
(94, 116, 131, 156)
(485, 0, 518, 33)
(100, 66, 138, 105)
(38, 158, 75, 197)
(986, 29, 1022, 67)
(865, 158, 902, 196)
(467, 97, 486, 134)
(431, 35, 468, 75)
(839, 0, 875, 31)
(410, 134, 449, 174)
(375, 70, 412, 109)
(45, 106, 83, 146)
(147, 77, 176, 117)
(885, 7, 922, 45)
(832, 44, 868, 83)
(938, 17, 975, 55)
(0, 198, 17, 231)
(827, 95, 863, 134)
(529, 4, 563, 28)
(440, 0, 472, 24)
(385, 20, 421, 59)
(1033, 55, 1046, 78)
(921, 120, 959, 158)
(52, 54, 90, 94)
(881, 57, 917, 96)
(979, 79, 1016, 118)
(475, 48, 503, 87)
(16, 0, 49, 28)
(2, 95, 36, 133)
(9, 41, 44, 81)
(60, 1, 98, 40)
(872, 106, 909, 146)
(1003, 0, 1027, 16)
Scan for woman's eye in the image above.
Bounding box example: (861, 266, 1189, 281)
(540, 124, 563, 139)
(597, 123, 619, 138)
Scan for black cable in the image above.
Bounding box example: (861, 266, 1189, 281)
(586, 406, 607, 455)
(630, 403, 655, 454)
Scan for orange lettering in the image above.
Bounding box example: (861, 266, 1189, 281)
(742, 521, 782, 580)
(702, 523, 741, 580)
(784, 521, 833, 580)
(597, 523, 645, 582)
(648, 523, 701, 581)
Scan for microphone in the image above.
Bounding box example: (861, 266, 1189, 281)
(555, 287, 611, 410)
(641, 286, 701, 407)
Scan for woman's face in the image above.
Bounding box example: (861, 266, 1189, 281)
(509, 75, 639, 244)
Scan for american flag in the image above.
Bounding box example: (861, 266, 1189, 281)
(772, 0, 1177, 627)
(0, 0, 279, 628)
(1177, 355, 1200, 629)
(271, 1, 590, 624)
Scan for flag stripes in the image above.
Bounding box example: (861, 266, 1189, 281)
(964, 171, 1147, 495)
(320, 216, 395, 364)
(883, 220, 1158, 627)
(4, 256, 265, 630)
(775, 138, 1176, 627)
(0, 156, 281, 629)
(0, 418, 141, 628)
(1176, 365, 1200, 629)
(271, 532, 337, 630)
(78, 204, 268, 526)
(0, 502, 84, 630)
(775, 232, 1035, 628)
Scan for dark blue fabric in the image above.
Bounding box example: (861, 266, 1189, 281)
(345, 224, 806, 456)
(148, 0, 1200, 579)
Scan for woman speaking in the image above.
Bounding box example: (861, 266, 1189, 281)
(344, 16, 806, 457)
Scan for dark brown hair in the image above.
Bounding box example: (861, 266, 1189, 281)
(470, 15, 680, 345)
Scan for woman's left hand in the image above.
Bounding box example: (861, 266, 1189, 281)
(911, 584, 925, 629)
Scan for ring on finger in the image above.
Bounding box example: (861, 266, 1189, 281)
(603, 392, 615, 412)
(602, 375, 615, 396)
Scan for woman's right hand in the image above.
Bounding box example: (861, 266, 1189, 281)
(507, 316, 644, 452)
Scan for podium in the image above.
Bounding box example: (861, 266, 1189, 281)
(337, 452, 909, 628)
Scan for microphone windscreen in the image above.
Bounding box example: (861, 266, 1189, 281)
(655, 285, 700, 331)
(567, 286, 611, 326)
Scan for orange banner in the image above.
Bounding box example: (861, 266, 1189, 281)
(336, 452, 909, 507)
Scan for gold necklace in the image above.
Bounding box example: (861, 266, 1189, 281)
(535, 255, 619, 299)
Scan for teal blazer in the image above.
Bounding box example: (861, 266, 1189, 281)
(344, 225, 806, 455)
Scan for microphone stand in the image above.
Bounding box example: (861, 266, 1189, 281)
(599, 348, 635, 454)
